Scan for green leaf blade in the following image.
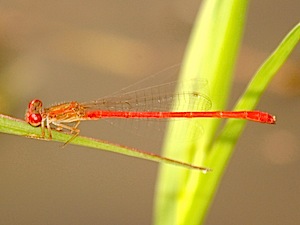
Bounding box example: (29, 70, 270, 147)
(154, 0, 249, 224)
(0, 114, 211, 171)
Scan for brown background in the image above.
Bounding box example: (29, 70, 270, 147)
(0, 1, 299, 224)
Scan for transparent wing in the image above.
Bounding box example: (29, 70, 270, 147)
(81, 79, 212, 112)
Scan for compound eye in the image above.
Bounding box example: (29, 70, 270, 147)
(26, 113, 42, 127)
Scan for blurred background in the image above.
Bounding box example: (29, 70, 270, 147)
(0, 1, 299, 224)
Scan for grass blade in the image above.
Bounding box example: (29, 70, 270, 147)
(0, 114, 211, 171)
(155, 0, 248, 224)
(154, 2, 300, 222)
